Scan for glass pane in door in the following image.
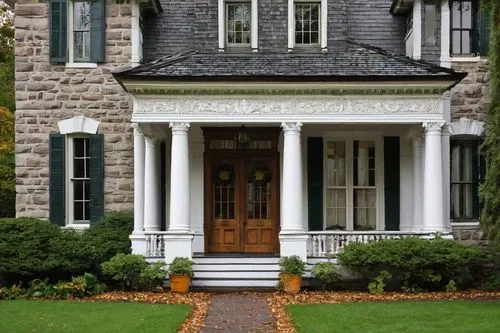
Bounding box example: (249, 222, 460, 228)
(214, 164, 235, 219)
(247, 163, 271, 219)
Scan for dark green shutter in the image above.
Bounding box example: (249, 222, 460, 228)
(49, 134, 66, 226)
(90, 0, 106, 63)
(472, 140, 480, 218)
(90, 134, 104, 225)
(49, 0, 68, 63)
(384, 137, 400, 231)
(478, 9, 490, 56)
(307, 137, 323, 231)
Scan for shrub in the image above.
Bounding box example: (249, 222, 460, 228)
(140, 262, 167, 291)
(279, 256, 306, 276)
(167, 257, 194, 278)
(0, 218, 91, 285)
(101, 253, 148, 290)
(311, 261, 339, 289)
(368, 270, 392, 294)
(337, 237, 483, 291)
(82, 212, 134, 270)
(54, 273, 105, 299)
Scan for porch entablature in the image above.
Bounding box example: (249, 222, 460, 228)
(131, 94, 448, 124)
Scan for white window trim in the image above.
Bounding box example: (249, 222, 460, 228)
(218, 0, 258, 52)
(288, 0, 327, 52)
(412, 0, 422, 60)
(322, 132, 385, 231)
(66, 1, 97, 68)
(65, 135, 91, 228)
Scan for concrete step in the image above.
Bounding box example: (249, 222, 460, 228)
(193, 256, 280, 265)
(194, 270, 279, 279)
(191, 279, 279, 288)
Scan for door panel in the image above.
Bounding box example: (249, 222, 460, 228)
(208, 162, 240, 252)
(243, 159, 276, 253)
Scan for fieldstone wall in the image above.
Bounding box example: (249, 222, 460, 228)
(15, 0, 135, 219)
(450, 59, 490, 122)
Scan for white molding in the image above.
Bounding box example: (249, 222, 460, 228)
(320, 0, 327, 51)
(449, 118, 485, 136)
(449, 56, 483, 62)
(58, 116, 100, 134)
(65, 62, 98, 68)
(440, 0, 451, 67)
(251, 0, 258, 51)
(412, 0, 422, 60)
(131, 1, 143, 67)
(288, 0, 294, 50)
(218, 0, 225, 51)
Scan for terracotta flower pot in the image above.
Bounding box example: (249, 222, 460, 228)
(170, 275, 191, 293)
(280, 273, 302, 293)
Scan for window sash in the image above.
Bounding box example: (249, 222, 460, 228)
(72, 1, 92, 62)
(69, 137, 91, 224)
(450, 0, 478, 55)
(226, 3, 251, 45)
(294, 3, 320, 45)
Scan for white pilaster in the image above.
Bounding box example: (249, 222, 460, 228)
(321, 0, 328, 52)
(130, 124, 146, 254)
(279, 122, 307, 261)
(218, 0, 225, 51)
(251, 0, 259, 52)
(440, 0, 451, 67)
(412, 0, 422, 60)
(422, 121, 446, 232)
(288, 0, 294, 51)
(144, 136, 161, 232)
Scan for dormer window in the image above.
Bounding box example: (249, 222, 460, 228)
(294, 3, 320, 45)
(450, 0, 490, 56)
(288, 0, 327, 51)
(218, 0, 258, 52)
(226, 3, 251, 46)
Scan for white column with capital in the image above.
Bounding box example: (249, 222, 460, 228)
(422, 122, 447, 232)
(130, 124, 147, 254)
(408, 132, 424, 231)
(143, 136, 161, 232)
(279, 122, 308, 261)
(164, 122, 194, 263)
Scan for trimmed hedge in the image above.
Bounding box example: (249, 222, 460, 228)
(337, 237, 484, 291)
(0, 212, 133, 287)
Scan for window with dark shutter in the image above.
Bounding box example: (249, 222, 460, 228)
(89, 134, 104, 225)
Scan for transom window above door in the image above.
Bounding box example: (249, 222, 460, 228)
(324, 136, 383, 231)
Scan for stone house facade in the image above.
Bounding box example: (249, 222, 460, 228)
(14, 0, 491, 284)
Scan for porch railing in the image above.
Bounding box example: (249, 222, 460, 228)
(307, 231, 438, 257)
(145, 232, 167, 258)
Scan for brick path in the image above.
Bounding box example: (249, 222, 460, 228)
(201, 293, 275, 333)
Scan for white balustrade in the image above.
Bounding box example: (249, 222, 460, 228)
(145, 232, 167, 258)
(307, 231, 441, 257)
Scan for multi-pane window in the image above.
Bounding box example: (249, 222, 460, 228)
(226, 3, 251, 45)
(214, 165, 235, 219)
(451, 0, 476, 55)
(451, 139, 482, 220)
(73, 1, 91, 62)
(325, 139, 379, 231)
(295, 3, 320, 45)
(72, 138, 91, 223)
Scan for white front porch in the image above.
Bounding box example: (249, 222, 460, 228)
(129, 118, 453, 261)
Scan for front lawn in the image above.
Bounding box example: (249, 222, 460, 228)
(0, 300, 191, 333)
(287, 300, 500, 333)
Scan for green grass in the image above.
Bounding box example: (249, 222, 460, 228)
(287, 300, 500, 333)
(0, 300, 191, 333)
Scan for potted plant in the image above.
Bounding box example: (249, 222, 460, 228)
(278, 255, 306, 293)
(168, 257, 194, 293)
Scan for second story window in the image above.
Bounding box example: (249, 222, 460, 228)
(295, 3, 320, 45)
(451, 0, 476, 55)
(226, 3, 251, 45)
(73, 1, 91, 62)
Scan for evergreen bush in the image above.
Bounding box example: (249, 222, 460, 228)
(101, 253, 148, 290)
(337, 237, 483, 291)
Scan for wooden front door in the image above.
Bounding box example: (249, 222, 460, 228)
(204, 128, 280, 254)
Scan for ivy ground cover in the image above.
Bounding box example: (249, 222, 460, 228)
(0, 300, 191, 333)
(286, 300, 500, 333)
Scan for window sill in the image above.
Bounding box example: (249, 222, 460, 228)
(65, 62, 98, 69)
(450, 221, 480, 229)
(449, 55, 486, 63)
(62, 224, 90, 230)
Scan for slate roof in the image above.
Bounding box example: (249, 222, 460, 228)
(116, 39, 466, 82)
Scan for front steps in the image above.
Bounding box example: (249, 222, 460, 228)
(190, 256, 325, 288)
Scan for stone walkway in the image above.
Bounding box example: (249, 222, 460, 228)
(201, 293, 276, 333)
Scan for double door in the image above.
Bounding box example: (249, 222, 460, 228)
(206, 157, 279, 253)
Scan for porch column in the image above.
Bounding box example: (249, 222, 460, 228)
(165, 122, 194, 263)
(441, 124, 451, 231)
(143, 136, 161, 231)
(422, 122, 446, 232)
(130, 124, 146, 254)
(409, 132, 424, 231)
(279, 122, 308, 260)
